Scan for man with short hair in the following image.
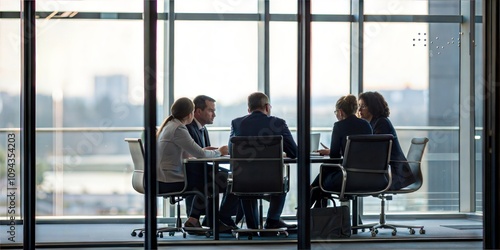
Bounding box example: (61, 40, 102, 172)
(220, 92, 298, 230)
(185, 95, 238, 232)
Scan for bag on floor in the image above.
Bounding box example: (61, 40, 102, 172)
(310, 200, 351, 239)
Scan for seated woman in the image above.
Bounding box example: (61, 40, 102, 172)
(156, 97, 229, 229)
(310, 94, 372, 207)
(357, 91, 416, 190)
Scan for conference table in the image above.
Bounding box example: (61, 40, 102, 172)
(184, 156, 360, 240)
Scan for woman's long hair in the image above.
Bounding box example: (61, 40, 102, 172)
(358, 91, 390, 118)
(157, 97, 194, 137)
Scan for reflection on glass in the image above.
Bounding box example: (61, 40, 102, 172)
(0, 0, 19, 11)
(364, 22, 460, 213)
(0, 20, 21, 96)
(475, 22, 483, 212)
(311, 22, 350, 128)
(175, 0, 258, 14)
(311, 0, 350, 15)
(366, 0, 460, 15)
(36, 0, 143, 12)
(269, 0, 297, 14)
(174, 21, 258, 128)
(270, 22, 297, 125)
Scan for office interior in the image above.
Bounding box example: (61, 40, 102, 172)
(1, 0, 499, 249)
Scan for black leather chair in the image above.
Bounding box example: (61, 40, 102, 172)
(228, 135, 290, 240)
(365, 137, 429, 236)
(318, 134, 394, 237)
(125, 138, 210, 238)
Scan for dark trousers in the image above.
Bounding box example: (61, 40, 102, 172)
(184, 164, 245, 227)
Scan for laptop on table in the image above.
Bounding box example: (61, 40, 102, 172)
(310, 133, 322, 156)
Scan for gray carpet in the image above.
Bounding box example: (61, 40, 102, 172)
(0, 218, 483, 249)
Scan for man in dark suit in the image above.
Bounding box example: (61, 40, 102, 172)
(220, 92, 298, 230)
(185, 95, 229, 230)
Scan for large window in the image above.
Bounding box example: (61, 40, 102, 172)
(174, 20, 258, 146)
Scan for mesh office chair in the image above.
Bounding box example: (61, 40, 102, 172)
(228, 135, 290, 240)
(363, 137, 429, 236)
(125, 138, 210, 238)
(319, 134, 394, 237)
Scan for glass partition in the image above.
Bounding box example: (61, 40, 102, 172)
(365, 0, 460, 15)
(174, 20, 258, 131)
(35, 0, 143, 13)
(0, 0, 484, 246)
(0, 0, 19, 11)
(175, 0, 258, 13)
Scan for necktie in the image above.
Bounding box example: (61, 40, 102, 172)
(200, 128, 206, 147)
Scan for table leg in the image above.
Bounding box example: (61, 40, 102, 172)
(212, 162, 219, 240)
(352, 196, 359, 234)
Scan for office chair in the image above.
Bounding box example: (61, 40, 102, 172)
(363, 137, 429, 236)
(125, 138, 210, 238)
(228, 135, 290, 240)
(319, 134, 394, 237)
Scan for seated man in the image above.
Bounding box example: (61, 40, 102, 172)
(219, 92, 298, 230)
(184, 95, 237, 232)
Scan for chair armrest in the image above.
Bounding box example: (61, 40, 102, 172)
(319, 163, 347, 200)
(391, 160, 420, 164)
(227, 172, 234, 192)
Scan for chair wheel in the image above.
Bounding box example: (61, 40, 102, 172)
(183, 232, 187, 238)
(169, 232, 175, 236)
(248, 235, 253, 240)
(371, 231, 377, 237)
(138, 232, 144, 237)
(131, 231, 137, 237)
(409, 228, 415, 235)
(205, 231, 211, 238)
(420, 228, 426, 234)
(392, 230, 397, 236)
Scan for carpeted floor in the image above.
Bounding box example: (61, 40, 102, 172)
(0, 217, 483, 249)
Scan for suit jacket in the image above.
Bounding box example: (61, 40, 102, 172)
(229, 111, 298, 159)
(329, 115, 373, 159)
(186, 120, 211, 148)
(185, 120, 213, 184)
(370, 117, 416, 190)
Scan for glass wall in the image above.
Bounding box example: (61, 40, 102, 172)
(0, 0, 482, 245)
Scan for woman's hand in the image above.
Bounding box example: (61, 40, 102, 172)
(317, 149, 330, 156)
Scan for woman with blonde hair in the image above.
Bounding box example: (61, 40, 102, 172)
(311, 94, 372, 207)
(156, 97, 228, 228)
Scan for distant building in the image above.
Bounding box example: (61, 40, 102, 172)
(94, 74, 129, 103)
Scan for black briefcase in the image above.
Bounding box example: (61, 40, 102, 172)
(310, 200, 351, 239)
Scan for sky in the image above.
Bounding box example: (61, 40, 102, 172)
(0, 0, 432, 106)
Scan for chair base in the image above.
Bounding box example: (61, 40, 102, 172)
(230, 198, 290, 240)
(130, 195, 211, 239)
(354, 222, 425, 237)
(131, 223, 212, 238)
(231, 228, 289, 240)
(354, 194, 426, 237)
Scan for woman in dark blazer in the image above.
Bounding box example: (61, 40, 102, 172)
(358, 91, 416, 190)
(311, 95, 373, 207)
